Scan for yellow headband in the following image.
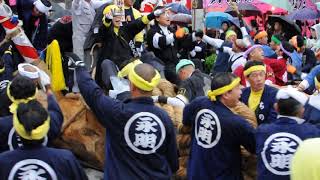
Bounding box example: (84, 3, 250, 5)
(128, 68, 161, 91)
(13, 112, 50, 140)
(207, 77, 240, 101)
(254, 31, 268, 41)
(243, 65, 266, 77)
(0, 66, 4, 74)
(315, 77, 320, 90)
(7, 83, 38, 114)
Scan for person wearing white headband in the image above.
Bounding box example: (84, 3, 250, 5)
(33, 0, 52, 15)
(15, 0, 51, 51)
(256, 87, 320, 180)
(17, 63, 50, 91)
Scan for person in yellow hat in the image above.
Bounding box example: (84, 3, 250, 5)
(183, 72, 255, 179)
(95, 5, 165, 87)
(74, 59, 179, 179)
(0, 99, 87, 179)
(291, 138, 320, 180)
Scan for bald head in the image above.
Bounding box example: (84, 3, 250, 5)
(134, 63, 157, 83)
(22, 64, 38, 72)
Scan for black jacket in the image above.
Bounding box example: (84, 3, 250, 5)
(146, 25, 179, 66)
(302, 48, 317, 73)
(95, 15, 152, 86)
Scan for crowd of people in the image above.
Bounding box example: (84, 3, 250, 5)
(2, 0, 320, 179)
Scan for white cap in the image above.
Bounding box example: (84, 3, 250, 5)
(33, 0, 52, 14)
(18, 63, 40, 79)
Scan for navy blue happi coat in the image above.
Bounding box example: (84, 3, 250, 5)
(76, 67, 179, 180)
(0, 145, 87, 180)
(240, 85, 278, 125)
(256, 116, 320, 180)
(183, 96, 256, 180)
(0, 95, 63, 153)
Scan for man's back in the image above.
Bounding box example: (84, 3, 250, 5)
(256, 117, 320, 180)
(76, 68, 179, 179)
(0, 146, 87, 180)
(183, 97, 255, 180)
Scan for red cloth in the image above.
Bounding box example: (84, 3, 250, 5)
(263, 58, 287, 86)
(234, 63, 276, 87)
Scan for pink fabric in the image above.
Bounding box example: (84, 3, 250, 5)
(9, 0, 16, 6)
(305, 0, 318, 12)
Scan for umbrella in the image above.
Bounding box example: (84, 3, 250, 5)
(205, 12, 234, 29)
(165, 3, 191, 15)
(286, 8, 320, 21)
(170, 13, 192, 24)
(253, 2, 287, 14)
(261, 0, 317, 12)
(267, 15, 301, 39)
(225, 3, 261, 17)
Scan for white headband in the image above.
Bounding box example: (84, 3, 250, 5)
(33, 0, 52, 14)
(18, 63, 40, 79)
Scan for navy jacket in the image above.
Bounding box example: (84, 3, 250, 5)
(183, 97, 256, 180)
(76, 67, 179, 180)
(0, 145, 87, 180)
(0, 52, 14, 83)
(256, 116, 320, 180)
(211, 41, 232, 74)
(0, 95, 63, 153)
(304, 102, 320, 126)
(16, 0, 48, 51)
(240, 85, 278, 125)
(302, 48, 317, 73)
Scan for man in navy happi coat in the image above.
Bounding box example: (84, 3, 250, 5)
(183, 72, 256, 180)
(0, 98, 86, 180)
(74, 58, 178, 179)
(256, 88, 320, 180)
(0, 86, 63, 153)
(240, 61, 278, 124)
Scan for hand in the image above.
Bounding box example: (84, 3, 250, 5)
(68, 54, 85, 69)
(39, 70, 50, 87)
(194, 46, 202, 52)
(105, 12, 113, 20)
(151, 96, 159, 103)
(300, 73, 307, 80)
(297, 84, 305, 92)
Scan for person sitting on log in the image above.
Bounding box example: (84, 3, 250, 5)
(95, 4, 165, 90)
(152, 59, 212, 108)
(240, 61, 278, 125)
(183, 72, 256, 179)
(0, 75, 63, 153)
(0, 99, 87, 179)
(74, 57, 179, 179)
